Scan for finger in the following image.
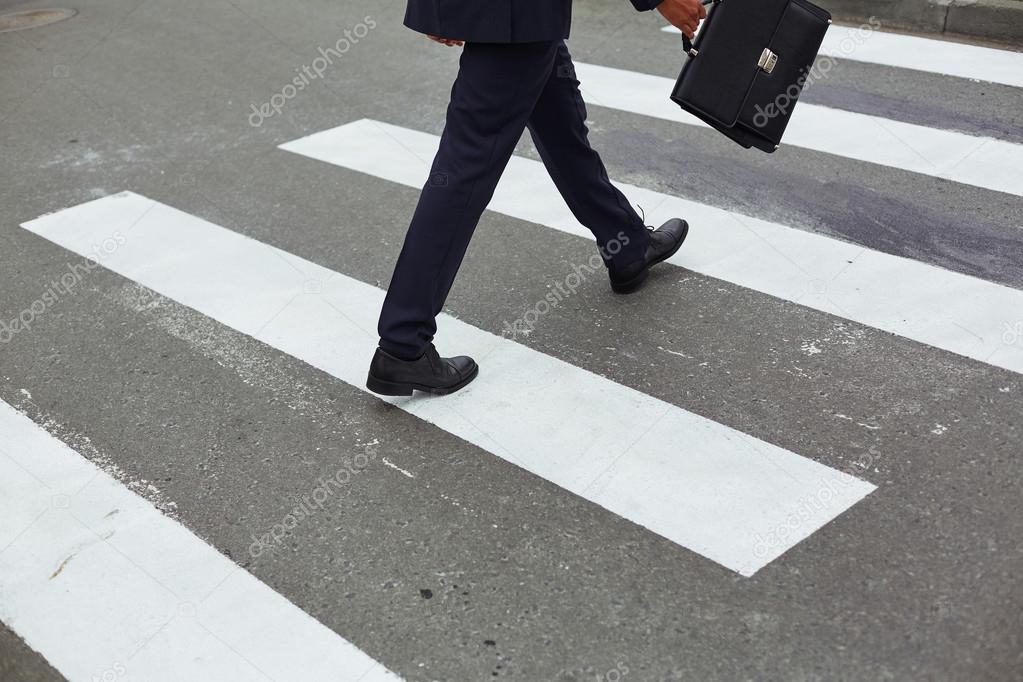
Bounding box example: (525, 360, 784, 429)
(699, 4, 708, 18)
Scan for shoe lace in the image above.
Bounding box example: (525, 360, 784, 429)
(637, 204, 654, 231)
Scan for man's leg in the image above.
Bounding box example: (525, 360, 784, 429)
(377, 41, 560, 361)
(526, 41, 689, 294)
(525, 42, 651, 270)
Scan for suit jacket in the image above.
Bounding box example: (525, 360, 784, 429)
(404, 0, 663, 43)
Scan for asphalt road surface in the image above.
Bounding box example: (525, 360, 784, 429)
(1, 0, 1022, 680)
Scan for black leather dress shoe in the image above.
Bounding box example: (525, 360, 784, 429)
(366, 344, 478, 396)
(608, 218, 689, 294)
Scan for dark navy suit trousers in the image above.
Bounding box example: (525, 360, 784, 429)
(377, 41, 651, 360)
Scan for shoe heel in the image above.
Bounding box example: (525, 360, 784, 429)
(611, 268, 649, 294)
(366, 374, 414, 396)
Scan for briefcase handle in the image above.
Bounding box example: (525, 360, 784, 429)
(681, 0, 719, 58)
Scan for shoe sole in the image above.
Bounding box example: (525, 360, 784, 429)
(366, 363, 480, 397)
(610, 220, 690, 295)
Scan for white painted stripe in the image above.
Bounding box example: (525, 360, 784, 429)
(278, 119, 1023, 376)
(571, 61, 1023, 197)
(22, 192, 875, 577)
(662, 23, 1023, 89)
(0, 400, 400, 682)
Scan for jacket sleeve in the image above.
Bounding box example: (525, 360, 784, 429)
(630, 0, 663, 10)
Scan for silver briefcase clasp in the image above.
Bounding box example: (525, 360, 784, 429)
(757, 48, 779, 74)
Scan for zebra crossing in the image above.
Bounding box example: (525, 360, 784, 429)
(20, 190, 877, 578)
(3, 12, 1022, 682)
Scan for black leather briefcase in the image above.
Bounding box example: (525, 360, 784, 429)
(670, 0, 831, 153)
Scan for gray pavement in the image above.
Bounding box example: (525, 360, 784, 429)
(0, 623, 61, 682)
(1, 0, 1022, 680)
(819, 0, 1023, 46)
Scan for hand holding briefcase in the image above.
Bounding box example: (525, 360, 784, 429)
(670, 0, 832, 152)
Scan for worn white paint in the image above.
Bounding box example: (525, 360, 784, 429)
(569, 61, 1023, 198)
(662, 23, 1023, 89)
(0, 400, 400, 682)
(381, 458, 416, 479)
(279, 119, 1023, 376)
(22, 192, 875, 577)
